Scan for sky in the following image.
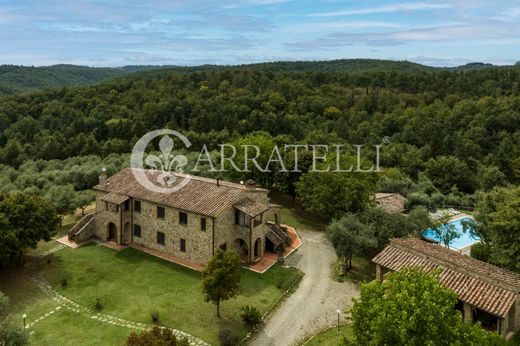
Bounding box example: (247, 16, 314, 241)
(0, 0, 519, 67)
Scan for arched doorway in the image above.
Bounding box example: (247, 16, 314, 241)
(234, 238, 248, 260)
(107, 222, 117, 241)
(254, 238, 261, 258)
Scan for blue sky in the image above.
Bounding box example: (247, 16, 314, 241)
(1, 0, 519, 67)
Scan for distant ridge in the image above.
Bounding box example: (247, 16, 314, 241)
(0, 64, 166, 95)
(0, 59, 517, 95)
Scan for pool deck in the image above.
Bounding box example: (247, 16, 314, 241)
(448, 212, 473, 222)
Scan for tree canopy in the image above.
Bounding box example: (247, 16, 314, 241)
(349, 268, 505, 346)
(201, 250, 241, 317)
(471, 186, 520, 271)
(0, 192, 59, 267)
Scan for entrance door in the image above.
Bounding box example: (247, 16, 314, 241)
(108, 222, 117, 241)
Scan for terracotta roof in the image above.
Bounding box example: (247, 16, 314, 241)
(374, 193, 407, 214)
(100, 192, 129, 205)
(94, 168, 267, 217)
(373, 238, 520, 318)
(233, 198, 270, 217)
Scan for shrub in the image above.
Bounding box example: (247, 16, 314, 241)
(430, 192, 446, 208)
(61, 278, 68, 287)
(125, 327, 189, 346)
(470, 243, 491, 262)
(94, 297, 103, 311)
(218, 326, 238, 346)
(151, 310, 159, 323)
(406, 192, 431, 211)
(240, 305, 262, 328)
(0, 315, 29, 346)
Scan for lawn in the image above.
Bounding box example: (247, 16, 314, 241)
(34, 243, 301, 345)
(29, 309, 134, 346)
(331, 255, 375, 284)
(303, 324, 353, 346)
(268, 191, 327, 231)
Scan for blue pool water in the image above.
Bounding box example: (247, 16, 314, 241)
(422, 217, 480, 250)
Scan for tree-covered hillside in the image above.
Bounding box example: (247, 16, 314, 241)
(0, 64, 163, 95)
(1, 59, 514, 96)
(1, 62, 520, 206)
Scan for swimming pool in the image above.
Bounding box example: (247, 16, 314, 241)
(422, 216, 480, 250)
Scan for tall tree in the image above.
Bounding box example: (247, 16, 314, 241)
(201, 250, 241, 317)
(472, 186, 520, 271)
(326, 214, 377, 272)
(0, 192, 59, 267)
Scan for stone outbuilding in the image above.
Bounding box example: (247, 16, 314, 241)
(373, 238, 520, 339)
(374, 192, 407, 214)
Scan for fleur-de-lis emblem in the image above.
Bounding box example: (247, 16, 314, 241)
(144, 135, 188, 187)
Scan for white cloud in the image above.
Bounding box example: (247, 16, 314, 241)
(283, 21, 402, 33)
(309, 2, 452, 17)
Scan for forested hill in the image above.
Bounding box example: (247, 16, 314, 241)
(0, 64, 164, 95)
(1, 62, 520, 195)
(2, 59, 517, 96)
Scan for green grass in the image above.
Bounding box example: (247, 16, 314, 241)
(268, 191, 327, 231)
(0, 270, 58, 321)
(38, 243, 301, 345)
(29, 309, 134, 346)
(331, 255, 375, 284)
(304, 324, 353, 346)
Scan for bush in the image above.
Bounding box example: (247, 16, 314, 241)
(430, 192, 446, 208)
(0, 315, 29, 346)
(218, 326, 238, 346)
(61, 278, 68, 287)
(151, 310, 159, 323)
(0, 291, 9, 311)
(240, 305, 262, 328)
(94, 297, 103, 311)
(125, 327, 189, 346)
(406, 192, 431, 211)
(470, 243, 491, 262)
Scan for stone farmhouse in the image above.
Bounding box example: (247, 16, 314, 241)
(68, 168, 292, 266)
(373, 238, 520, 339)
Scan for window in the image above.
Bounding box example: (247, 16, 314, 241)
(134, 200, 141, 213)
(180, 239, 186, 252)
(124, 199, 130, 211)
(220, 243, 227, 251)
(157, 206, 165, 218)
(179, 212, 188, 225)
(200, 217, 206, 231)
(157, 231, 165, 245)
(133, 224, 141, 237)
(235, 210, 246, 226)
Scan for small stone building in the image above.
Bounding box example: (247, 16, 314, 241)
(374, 193, 407, 214)
(373, 238, 520, 339)
(69, 168, 290, 266)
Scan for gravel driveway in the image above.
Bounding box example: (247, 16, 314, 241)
(248, 228, 360, 346)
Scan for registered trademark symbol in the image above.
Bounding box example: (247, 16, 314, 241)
(383, 136, 391, 144)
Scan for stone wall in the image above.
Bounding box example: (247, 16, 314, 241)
(131, 198, 213, 265)
(91, 186, 274, 266)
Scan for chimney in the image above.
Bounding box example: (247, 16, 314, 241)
(99, 167, 108, 185)
(245, 179, 256, 191)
